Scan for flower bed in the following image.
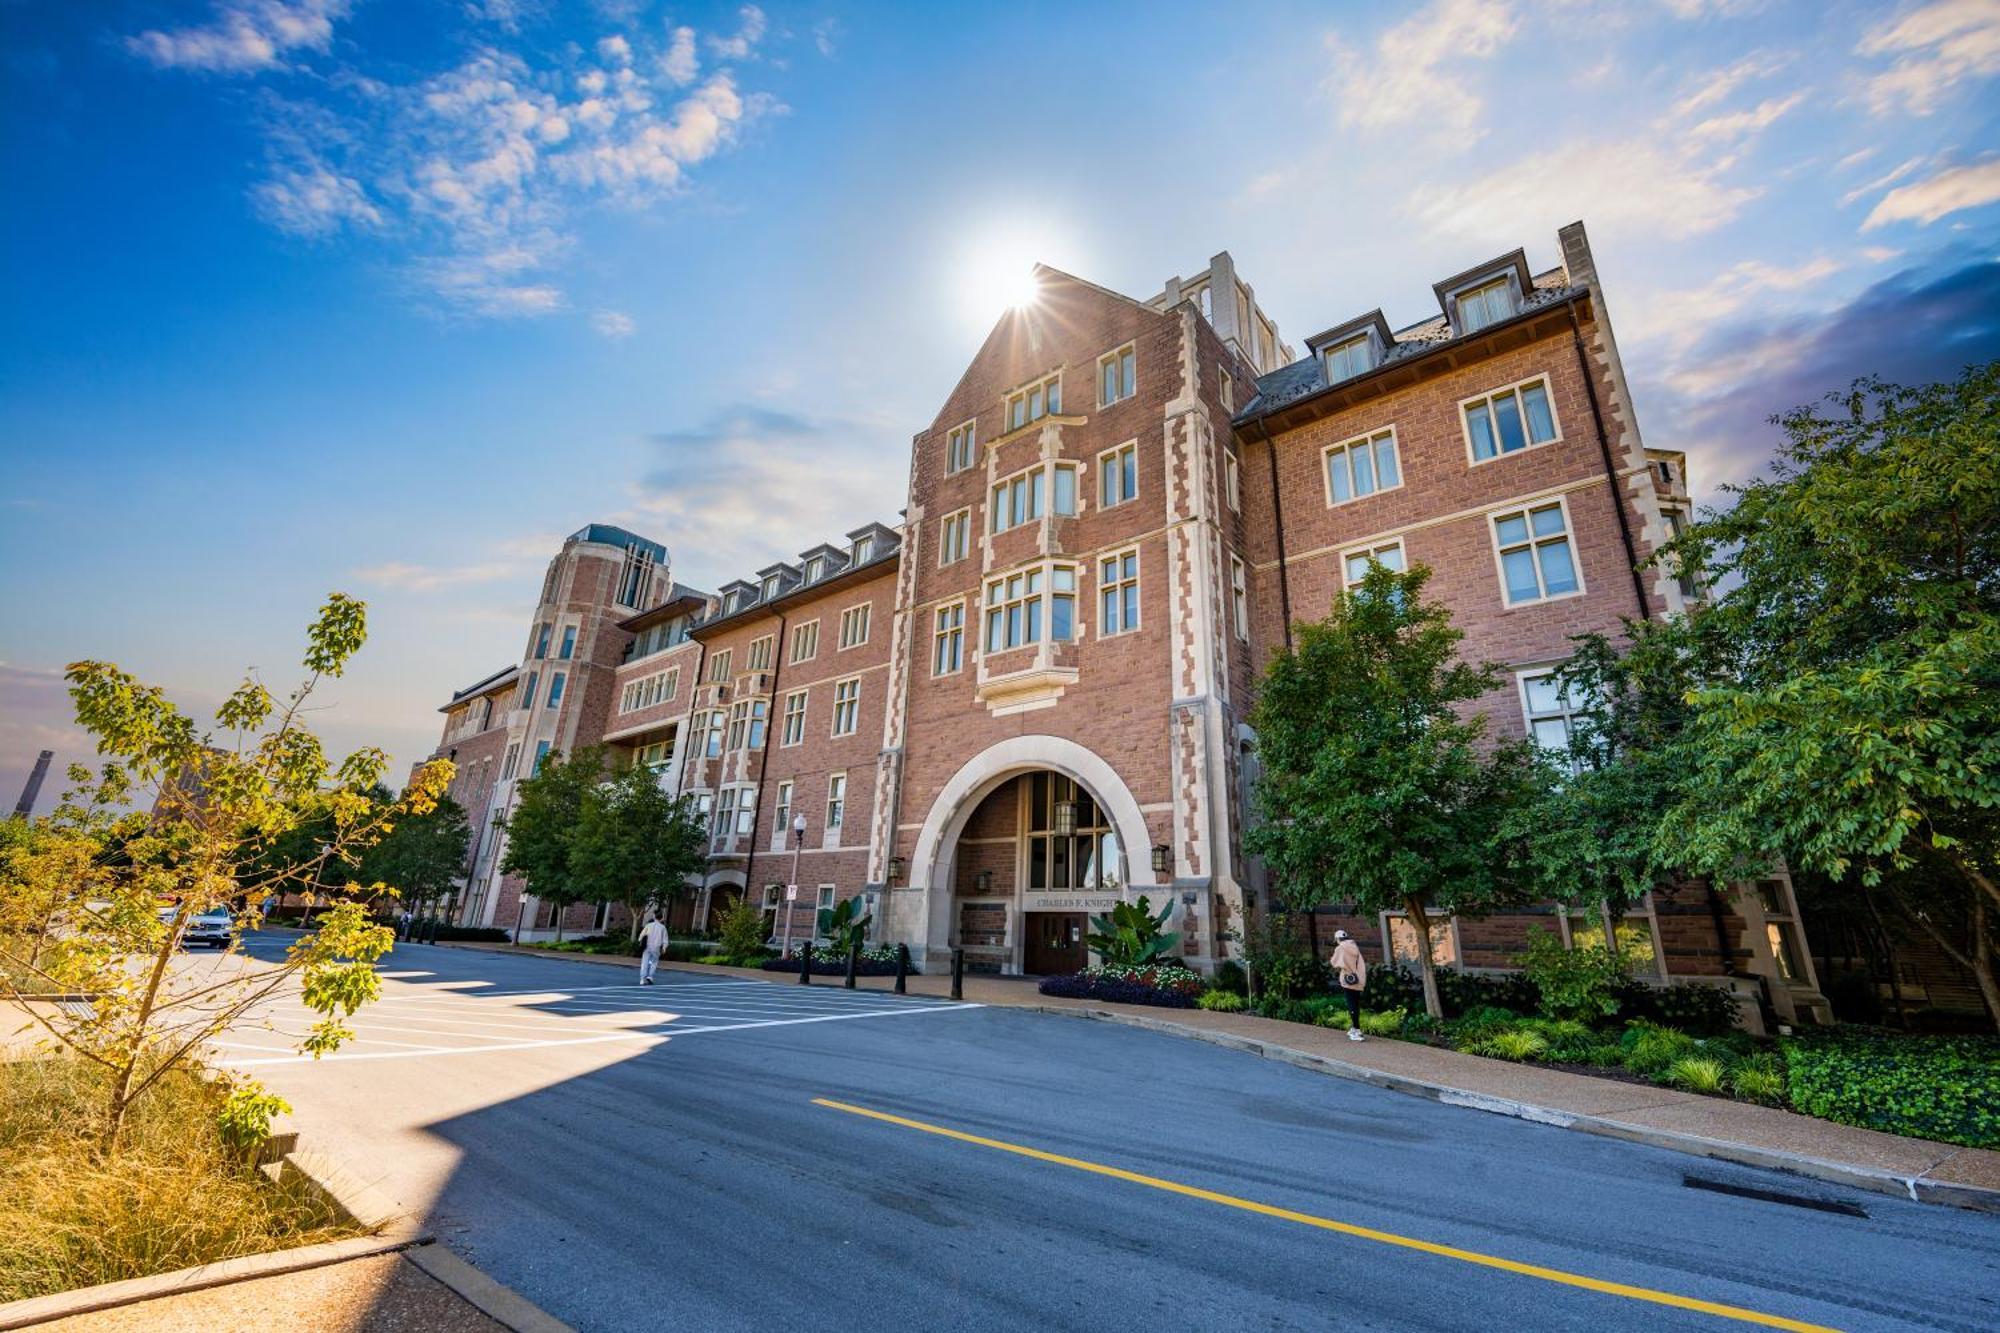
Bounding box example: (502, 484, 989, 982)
(758, 944, 913, 977)
(1782, 1027, 2000, 1149)
(1037, 964, 1205, 1008)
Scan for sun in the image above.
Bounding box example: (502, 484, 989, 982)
(952, 220, 1070, 327)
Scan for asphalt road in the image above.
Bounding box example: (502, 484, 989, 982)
(220, 933, 1999, 1333)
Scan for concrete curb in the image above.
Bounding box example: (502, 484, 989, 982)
(405, 1243, 576, 1333)
(1024, 1003, 2000, 1215)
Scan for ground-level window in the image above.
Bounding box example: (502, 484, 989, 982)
(1756, 879, 1806, 984)
(1382, 911, 1458, 969)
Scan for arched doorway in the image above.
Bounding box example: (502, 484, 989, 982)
(903, 736, 1159, 974)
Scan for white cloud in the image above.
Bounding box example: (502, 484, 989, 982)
(1324, 0, 1519, 139)
(1839, 154, 1930, 206)
(1619, 256, 1844, 359)
(596, 35, 632, 65)
(592, 309, 637, 338)
(660, 26, 698, 84)
(127, 0, 347, 74)
(1671, 54, 1787, 117)
(1409, 137, 1758, 243)
(706, 5, 768, 60)
(1862, 157, 2000, 227)
(251, 156, 382, 235)
(812, 19, 840, 58)
(1858, 0, 2000, 115)
(1686, 90, 1805, 140)
(351, 560, 519, 591)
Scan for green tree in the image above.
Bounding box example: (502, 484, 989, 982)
(0, 594, 451, 1149)
(1247, 563, 1543, 1018)
(500, 746, 603, 940)
(569, 761, 707, 934)
(1660, 365, 2000, 1028)
(361, 794, 472, 920)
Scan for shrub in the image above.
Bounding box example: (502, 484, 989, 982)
(1443, 1005, 1523, 1041)
(1210, 960, 1249, 996)
(1260, 994, 1347, 1026)
(714, 898, 770, 963)
(1358, 1007, 1407, 1037)
(1361, 962, 1423, 1013)
(1517, 928, 1624, 1023)
(1782, 1028, 2000, 1149)
(1037, 965, 1202, 1008)
(1434, 969, 1539, 1017)
(1621, 1022, 1699, 1077)
(760, 944, 908, 977)
(1611, 979, 1741, 1036)
(1729, 1055, 1787, 1105)
(1666, 1056, 1729, 1094)
(1466, 1028, 1550, 1061)
(1197, 989, 1247, 1013)
(1086, 896, 1181, 968)
(1242, 914, 1329, 1000)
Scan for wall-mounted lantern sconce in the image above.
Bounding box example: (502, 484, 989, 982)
(1151, 844, 1172, 876)
(886, 855, 906, 885)
(1053, 800, 1077, 837)
(975, 869, 994, 894)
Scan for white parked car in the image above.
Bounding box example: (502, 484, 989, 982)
(160, 905, 235, 949)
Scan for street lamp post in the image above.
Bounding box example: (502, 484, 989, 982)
(781, 812, 807, 957)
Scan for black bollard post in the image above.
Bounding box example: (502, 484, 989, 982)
(845, 937, 860, 989)
(424, 916, 439, 945)
(894, 943, 909, 995)
(950, 947, 965, 1002)
(798, 940, 813, 985)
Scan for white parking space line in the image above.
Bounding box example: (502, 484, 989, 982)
(220, 1003, 981, 1067)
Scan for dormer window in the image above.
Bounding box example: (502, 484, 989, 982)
(762, 575, 779, 599)
(853, 536, 873, 563)
(1321, 335, 1375, 384)
(803, 556, 823, 582)
(1456, 277, 1514, 334)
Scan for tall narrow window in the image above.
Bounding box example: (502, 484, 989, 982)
(531, 740, 551, 775)
(774, 780, 792, 836)
(1099, 442, 1137, 508)
(939, 508, 971, 565)
(832, 678, 860, 736)
(502, 742, 521, 780)
(703, 709, 724, 758)
(781, 689, 807, 746)
(1324, 428, 1401, 505)
(545, 671, 565, 708)
(946, 420, 977, 474)
(1051, 565, 1076, 641)
(1219, 367, 1233, 413)
(558, 625, 576, 659)
(1492, 501, 1581, 605)
(1099, 549, 1139, 636)
(1052, 463, 1078, 516)
(534, 624, 551, 659)
(839, 604, 871, 649)
(1464, 377, 1559, 462)
(1098, 344, 1136, 405)
(791, 620, 819, 663)
(1230, 556, 1249, 640)
(825, 773, 847, 830)
(519, 671, 538, 710)
(933, 602, 964, 675)
(1225, 451, 1241, 512)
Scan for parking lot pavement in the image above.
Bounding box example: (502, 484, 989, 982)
(212, 970, 980, 1070)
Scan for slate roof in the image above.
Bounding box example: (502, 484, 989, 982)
(686, 522, 903, 637)
(1236, 267, 1580, 423)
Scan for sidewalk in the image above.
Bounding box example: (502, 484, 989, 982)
(429, 939, 2000, 1212)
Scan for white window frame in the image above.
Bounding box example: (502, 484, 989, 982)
(708, 649, 732, 682)
(831, 677, 861, 737)
(1516, 665, 1589, 757)
(1098, 440, 1138, 509)
(1098, 547, 1140, 638)
(1321, 426, 1403, 508)
(1005, 372, 1062, 431)
(825, 772, 847, 831)
(990, 465, 1045, 534)
(946, 419, 977, 474)
(773, 780, 793, 843)
(803, 556, 823, 582)
(790, 619, 819, 664)
(1230, 555, 1249, 641)
(747, 634, 774, 672)
(780, 689, 807, 747)
(933, 600, 966, 676)
(939, 507, 971, 566)
(1454, 276, 1514, 335)
(983, 561, 1078, 653)
(1341, 538, 1407, 587)
(1321, 334, 1376, 383)
(1225, 450, 1241, 512)
(1461, 374, 1562, 465)
(838, 603, 871, 651)
(1097, 343, 1136, 406)
(1489, 495, 1586, 607)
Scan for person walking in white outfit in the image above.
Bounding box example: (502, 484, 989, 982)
(638, 912, 668, 985)
(1329, 929, 1368, 1041)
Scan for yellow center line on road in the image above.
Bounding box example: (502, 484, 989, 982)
(811, 1098, 1840, 1333)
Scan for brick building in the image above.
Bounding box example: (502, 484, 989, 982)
(423, 222, 1827, 1027)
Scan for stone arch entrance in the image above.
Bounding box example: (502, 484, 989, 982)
(905, 735, 1159, 973)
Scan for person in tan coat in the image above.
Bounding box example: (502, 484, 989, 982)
(1329, 930, 1368, 1040)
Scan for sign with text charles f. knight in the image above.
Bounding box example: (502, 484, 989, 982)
(1021, 892, 1122, 913)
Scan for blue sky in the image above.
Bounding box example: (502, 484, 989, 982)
(3, 0, 1998, 809)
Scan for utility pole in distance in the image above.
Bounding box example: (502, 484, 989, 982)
(11, 750, 53, 820)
